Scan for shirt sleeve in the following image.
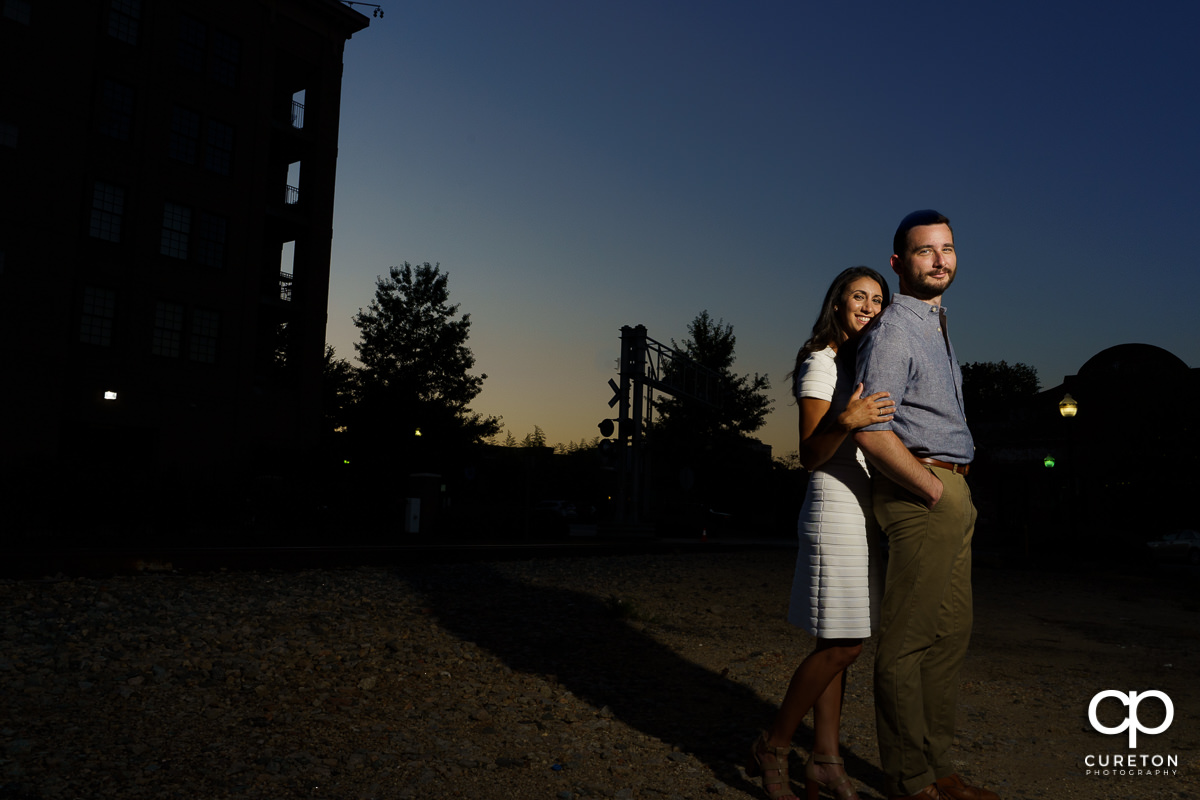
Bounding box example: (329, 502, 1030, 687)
(796, 351, 835, 403)
(854, 321, 910, 432)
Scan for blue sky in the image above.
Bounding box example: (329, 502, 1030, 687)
(324, 1, 1200, 455)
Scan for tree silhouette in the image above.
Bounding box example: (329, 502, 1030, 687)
(654, 310, 772, 439)
(520, 425, 547, 448)
(321, 344, 358, 433)
(960, 360, 1040, 419)
(650, 311, 774, 523)
(351, 263, 500, 471)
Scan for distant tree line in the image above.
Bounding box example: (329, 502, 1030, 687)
(498, 426, 603, 454)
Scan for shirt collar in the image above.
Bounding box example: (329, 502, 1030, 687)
(891, 292, 946, 319)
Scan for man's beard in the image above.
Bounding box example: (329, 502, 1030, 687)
(905, 268, 955, 301)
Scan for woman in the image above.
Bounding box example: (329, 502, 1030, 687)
(747, 266, 893, 800)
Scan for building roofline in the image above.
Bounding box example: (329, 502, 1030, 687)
(304, 0, 372, 37)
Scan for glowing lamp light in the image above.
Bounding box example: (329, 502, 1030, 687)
(1043, 454, 1056, 468)
(1058, 393, 1078, 418)
(104, 391, 118, 401)
(414, 428, 422, 437)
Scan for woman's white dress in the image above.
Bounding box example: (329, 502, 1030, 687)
(787, 346, 881, 639)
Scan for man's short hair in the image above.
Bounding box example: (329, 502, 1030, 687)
(893, 209, 952, 258)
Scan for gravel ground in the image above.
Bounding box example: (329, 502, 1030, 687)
(1, 548, 1197, 800)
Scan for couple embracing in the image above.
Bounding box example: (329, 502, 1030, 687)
(747, 210, 997, 800)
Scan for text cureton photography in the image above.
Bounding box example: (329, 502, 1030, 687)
(1084, 753, 1179, 777)
(1084, 689, 1180, 778)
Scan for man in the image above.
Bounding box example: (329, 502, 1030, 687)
(853, 210, 998, 800)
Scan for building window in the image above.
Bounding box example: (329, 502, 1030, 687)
(98, 79, 134, 142)
(212, 32, 240, 87)
(285, 161, 301, 205)
(168, 107, 200, 164)
(177, 15, 206, 72)
(160, 203, 190, 259)
(107, 0, 140, 45)
(89, 182, 124, 242)
(152, 302, 184, 358)
(194, 211, 227, 268)
(80, 287, 117, 347)
(3, 0, 31, 25)
(203, 120, 233, 175)
(190, 309, 220, 363)
(290, 90, 306, 130)
(0, 121, 16, 148)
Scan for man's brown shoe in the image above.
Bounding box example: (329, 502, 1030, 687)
(936, 773, 999, 800)
(888, 783, 940, 800)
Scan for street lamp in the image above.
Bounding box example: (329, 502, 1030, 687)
(1058, 393, 1078, 418)
(1057, 393, 1080, 547)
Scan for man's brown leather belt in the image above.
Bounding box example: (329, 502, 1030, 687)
(916, 457, 971, 476)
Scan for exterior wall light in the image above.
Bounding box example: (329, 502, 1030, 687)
(104, 391, 118, 400)
(1058, 393, 1078, 418)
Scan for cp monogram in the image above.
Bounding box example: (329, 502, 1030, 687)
(1088, 690, 1174, 748)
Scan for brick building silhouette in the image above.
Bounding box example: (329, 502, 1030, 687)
(1, 0, 369, 532)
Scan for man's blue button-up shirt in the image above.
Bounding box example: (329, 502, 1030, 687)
(854, 293, 974, 463)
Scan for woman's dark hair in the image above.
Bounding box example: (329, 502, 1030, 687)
(789, 266, 890, 398)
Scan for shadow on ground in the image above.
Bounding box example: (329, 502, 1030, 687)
(401, 560, 890, 797)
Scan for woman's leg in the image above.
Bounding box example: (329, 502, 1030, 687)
(812, 668, 847, 755)
(753, 639, 862, 800)
(807, 669, 859, 796)
(767, 639, 862, 749)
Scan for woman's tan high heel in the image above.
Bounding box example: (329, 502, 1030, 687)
(804, 753, 858, 800)
(746, 732, 797, 800)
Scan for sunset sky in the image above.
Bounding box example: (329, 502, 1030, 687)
(323, 1, 1200, 456)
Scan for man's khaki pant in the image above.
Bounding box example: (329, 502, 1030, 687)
(872, 467, 976, 796)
